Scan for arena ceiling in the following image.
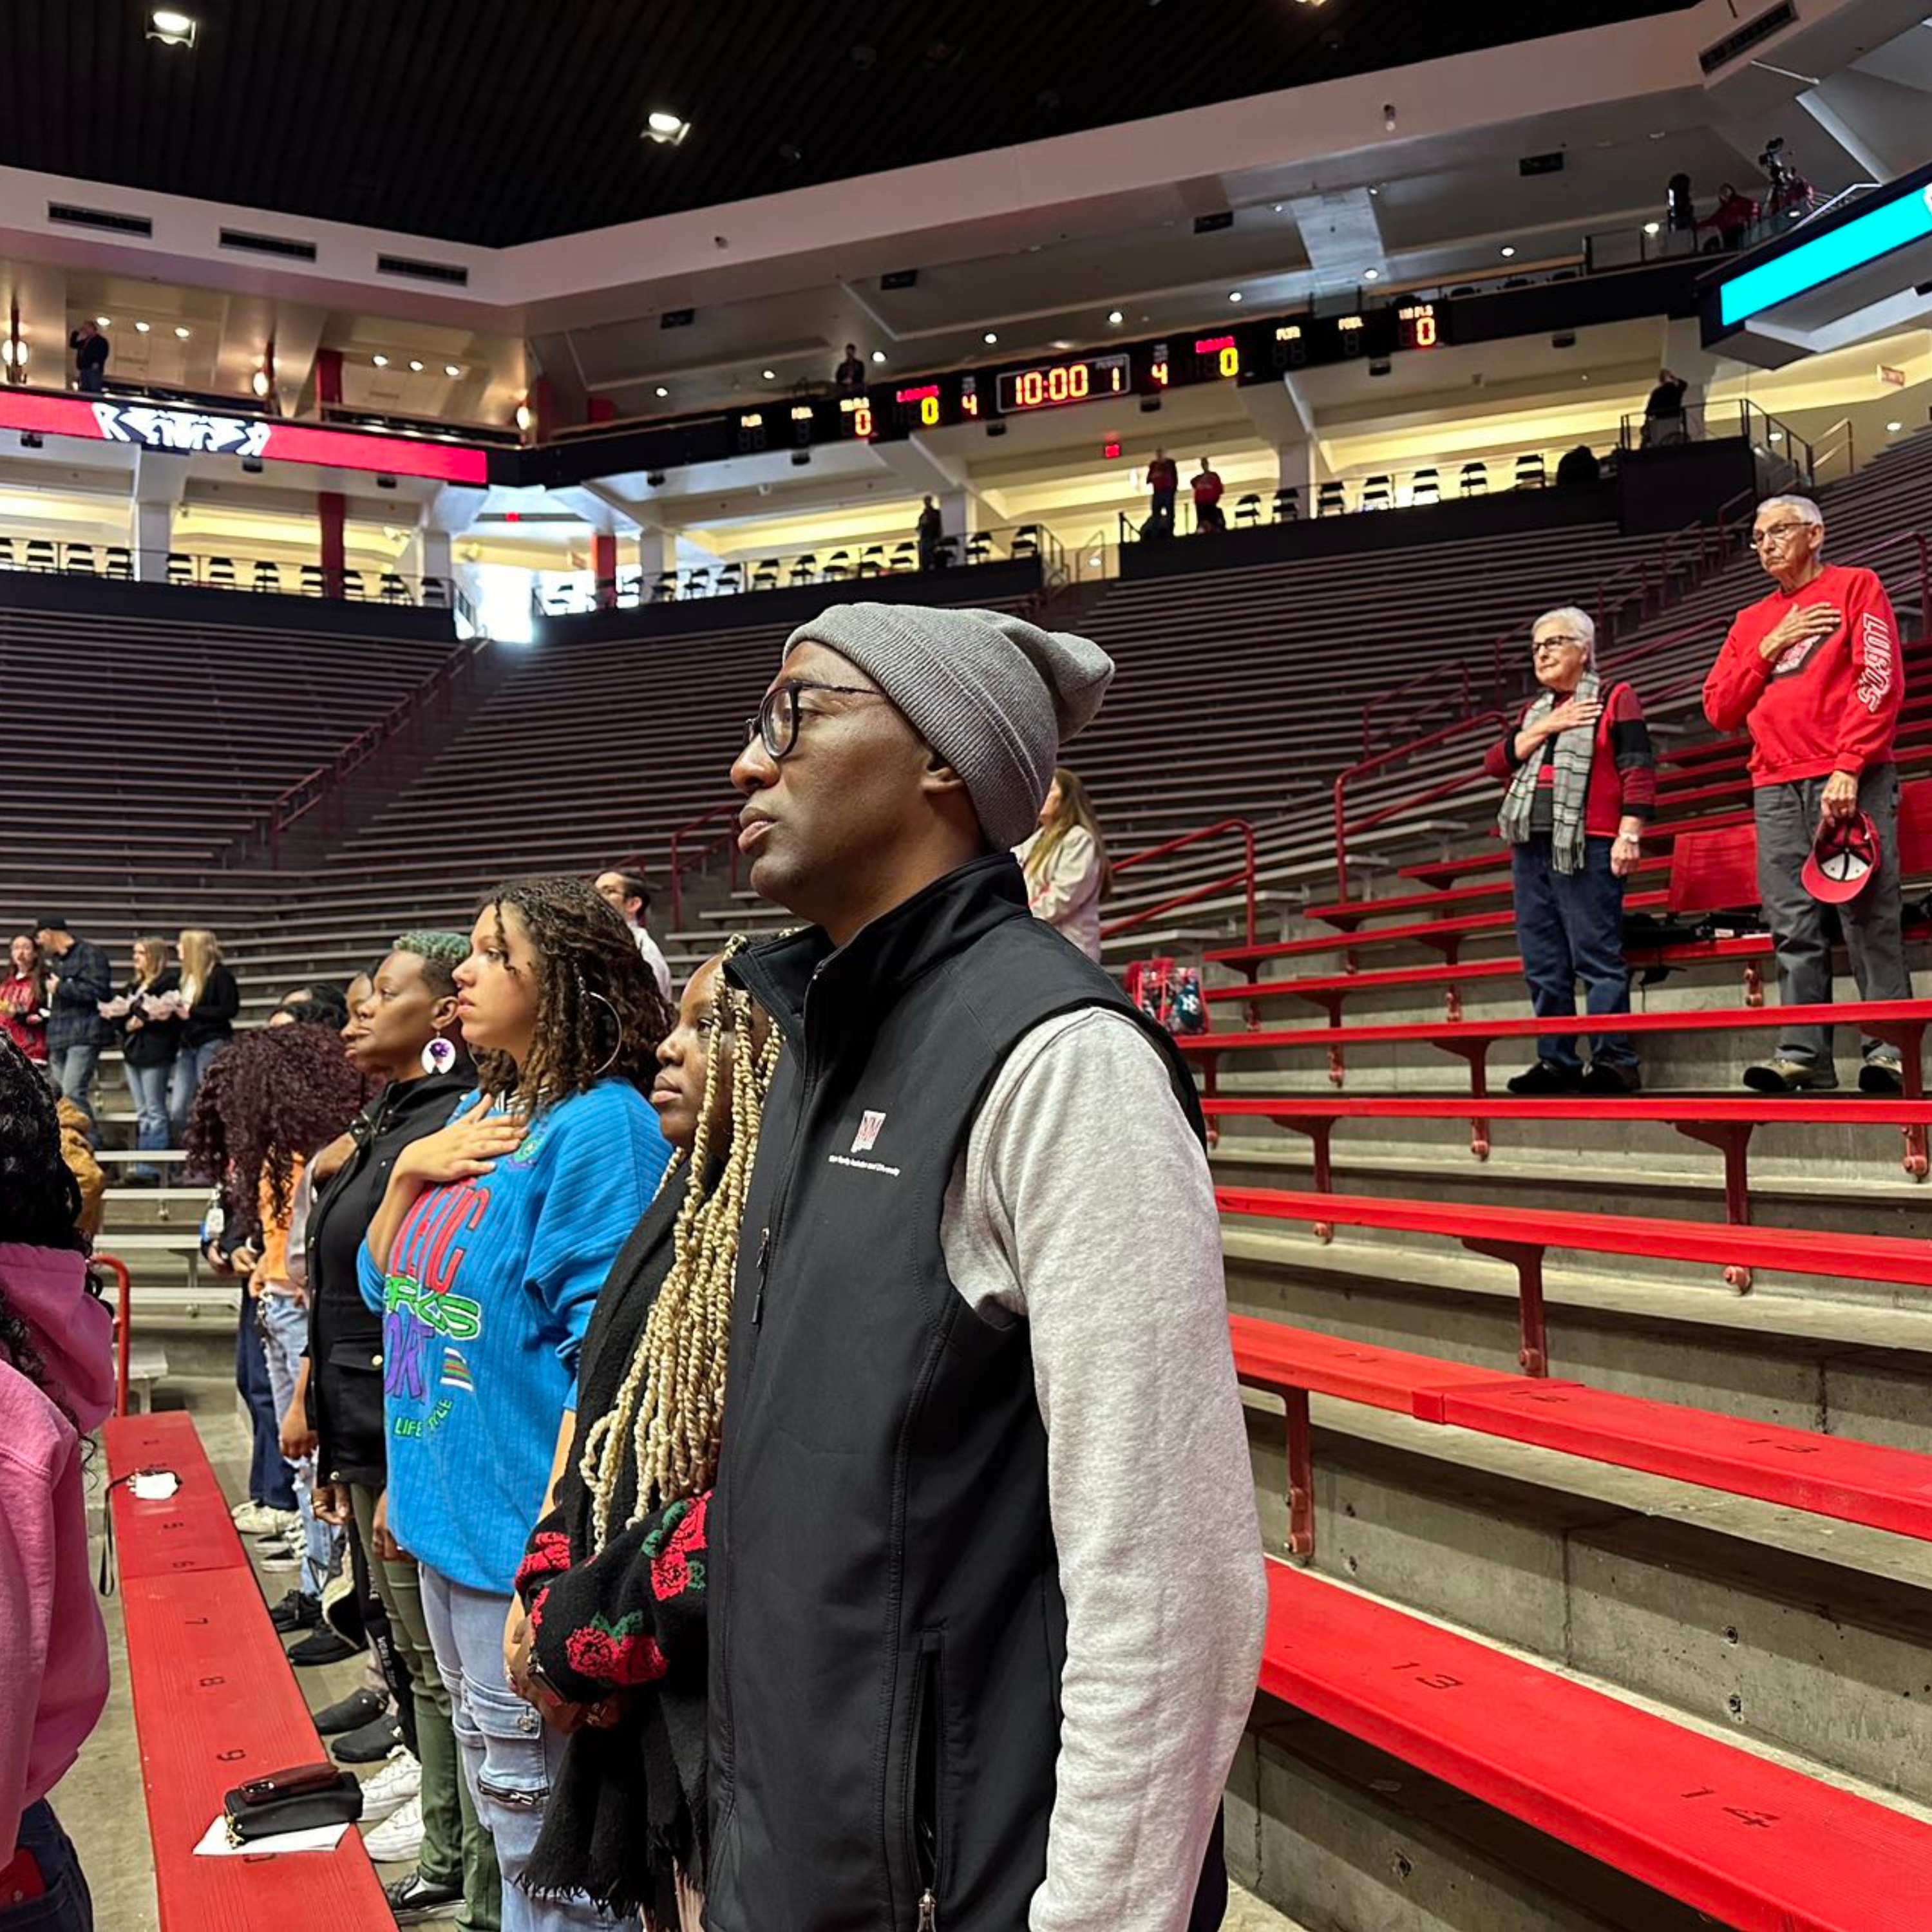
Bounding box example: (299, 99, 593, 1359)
(0, 0, 1700, 247)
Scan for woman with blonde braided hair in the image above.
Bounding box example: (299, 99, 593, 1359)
(505, 943, 779, 1929)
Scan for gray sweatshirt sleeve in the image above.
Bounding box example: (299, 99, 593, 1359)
(940, 1007, 1267, 1932)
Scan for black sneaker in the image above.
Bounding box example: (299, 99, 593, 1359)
(287, 1627, 359, 1668)
(1578, 1061, 1642, 1095)
(383, 1870, 464, 1921)
(312, 1685, 388, 1737)
(269, 1588, 321, 1634)
(1506, 1061, 1584, 1096)
(334, 1710, 406, 1765)
(1860, 1058, 1906, 1095)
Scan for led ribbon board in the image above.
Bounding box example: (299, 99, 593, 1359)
(0, 392, 490, 484)
(1718, 182, 1932, 327)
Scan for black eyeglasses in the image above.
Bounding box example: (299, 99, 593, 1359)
(744, 679, 885, 760)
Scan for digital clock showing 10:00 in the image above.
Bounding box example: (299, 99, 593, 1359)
(995, 352, 1131, 414)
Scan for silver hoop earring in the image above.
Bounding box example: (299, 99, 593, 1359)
(584, 987, 624, 1079)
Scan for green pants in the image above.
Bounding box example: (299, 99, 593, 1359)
(352, 1482, 502, 1931)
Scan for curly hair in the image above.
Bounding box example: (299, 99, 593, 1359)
(390, 930, 469, 1001)
(0, 1036, 94, 1420)
(471, 876, 674, 1112)
(184, 1024, 373, 1225)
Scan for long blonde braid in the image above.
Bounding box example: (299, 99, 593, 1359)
(580, 947, 781, 1552)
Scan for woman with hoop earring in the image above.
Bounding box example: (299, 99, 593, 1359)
(359, 876, 674, 1932)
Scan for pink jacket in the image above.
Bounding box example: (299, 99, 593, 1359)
(0, 1244, 113, 1859)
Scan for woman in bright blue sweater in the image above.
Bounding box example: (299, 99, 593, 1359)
(359, 876, 674, 1932)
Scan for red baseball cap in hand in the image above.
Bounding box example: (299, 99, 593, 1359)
(1802, 811, 1882, 904)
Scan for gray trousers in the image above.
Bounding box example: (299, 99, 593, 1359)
(1755, 762, 1912, 1068)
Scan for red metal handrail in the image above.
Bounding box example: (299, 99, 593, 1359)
(668, 802, 744, 931)
(99, 1253, 133, 1418)
(1333, 712, 1506, 902)
(1101, 818, 1256, 949)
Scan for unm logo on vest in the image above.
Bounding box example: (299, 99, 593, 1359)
(851, 1110, 887, 1153)
(828, 1107, 901, 1177)
(90, 401, 274, 458)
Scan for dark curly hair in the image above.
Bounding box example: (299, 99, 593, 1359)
(0, 1036, 94, 1420)
(472, 876, 674, 1112)
(184, 1024, 373, 1226)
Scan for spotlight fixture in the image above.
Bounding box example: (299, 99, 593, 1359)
(372, 354, 390, 367)
(655, 385, 669, 398)
(241, 455, 264, 473)
(1362, 269, 1381, 282)
(1500, 245, 1517, 258)
(444, 363, 462, 377)
(1889, 421, 1905, 433)
(95, 316, 111, 327)
(515, 402, 535, 431)
(1643, 221, 1662, 236)
(174, 325, 191, 339)
(1768, 430, 1784, 444)
(645, 111, 692, 146)
(983, 331, 999, 345)
(134, 321, 151, 334)
(985, 421, 1008, 438)
(646, 471, 667, 487)
(1107, 310, 1124, 325)
(408, 359, 424, 372)
(1227, 290, 1244, 303)
(871, 349, 886, 363)
(761, 368, 776, 380)
(790, 450, 811, 467)
(250, 368, 270, 398)
(147, 9, 198, 46)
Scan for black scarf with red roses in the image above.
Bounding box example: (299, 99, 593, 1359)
(512, 1177, 716, 1924)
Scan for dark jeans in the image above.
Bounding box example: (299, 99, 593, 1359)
(236, 1301, 297, 1512)
(1755, 763, 1911, 1071)
(1510, 834, 1635, 1070)
(1, 1801, 93, 1930)
(1150, 487, 1176, 526)
(76, 365, 104, 396)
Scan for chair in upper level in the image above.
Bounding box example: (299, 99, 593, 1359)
(169, 552, 197, 587)
(752, 558, 781, 592)
(1409, 467, 1441, 506)
(205, 556, 237, 589)
(1234, 493, 1262, 528)
(299, 562, 327, 596)
(1514, 452, 1548, 490)
(1011, 525, 1042, 561)
(104, 545, 133, 580)
(1273, 487, 1300, 523)
(714, 564, 744, 597)
(789, 554, 819, 587)
(252, 560, 283, 594)
(379, 573, 413, 605)
(1459, 461, 1490, 497)
(964, 533, 995, 565)
(1316, 481, 1348, 518)
(25, 538, 56, 572)
(858, 545, 887, 578)
(650, 571, 681, 603)
(64, 543, 96, 575)
(1359, 476, 1394, 513)
(821, 551, 852, 583)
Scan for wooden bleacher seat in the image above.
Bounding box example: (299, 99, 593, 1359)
(1257, 1560, 1932, 1932)
(104, 1411, 390, 1924)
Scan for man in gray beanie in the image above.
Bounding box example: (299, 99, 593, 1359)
(706, 607, 1264, 1932)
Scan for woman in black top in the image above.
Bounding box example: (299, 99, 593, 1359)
(305, 933, 502, 1928)
(168, 926, 240, 1143)
(116, 936, 182, 1185)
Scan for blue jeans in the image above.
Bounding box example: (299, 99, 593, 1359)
(1510, 834, 1635, 1070)
(419, 1569, 637, 1932)
(1, 1801, 93, 1929)
(48, 1045, 99, 1129)
(124, 1060, 171, 1181)
(168, 1038, 226, 1146)
(260, 1293, 335, 1598)
(237, 1302, 297, 1513)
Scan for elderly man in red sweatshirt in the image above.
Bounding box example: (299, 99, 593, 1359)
(1703, 494, 1909, 1093)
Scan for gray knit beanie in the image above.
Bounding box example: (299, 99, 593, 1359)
(783, 603, 1114, 849)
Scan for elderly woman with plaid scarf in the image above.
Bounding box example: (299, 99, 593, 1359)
(1483, 606, 1656, 1095)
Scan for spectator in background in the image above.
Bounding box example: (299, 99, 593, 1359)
(595, 867, 674, 1001)
(832, 343, 866, 393)
(1555, 444, 1601, 491)
(115, 936, 183, 1186)
(33, 918, 112, 1129)
(1017, 765, 1111, 961)
(1486, 608, 1654, 1095)
(1703, 494, 1909, 1093)
(0, 1037, 114, 1932)
(916, 493, 943, 573)
(1193, 457, 1226, 534)
(68, 321, 109, 395)
(170, 927, 239, 1142)
(2, 934, 48, 1070)
(1701, 183, 1760, 251)
(273, 982, 350, 1029)
(1642, 369, 1689, 448)
(1147, 448, 1179, 533)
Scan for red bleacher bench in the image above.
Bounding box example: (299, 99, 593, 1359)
(1215, 1184, 1932, 1373)
(1259, 1559, 1932, 1932)
(1229, 1313, 1932, 1555)
(105, 1410, 388, 1930)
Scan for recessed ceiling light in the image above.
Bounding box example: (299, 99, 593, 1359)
(645, 110, 691, 146)
(655, 385, 669, 397)
(1227, 290, 1244, 303)
(761, 368, 776, 380)
(372, 354, 389, 367)
(515, 403, 534, 431)
(1889, 421, 1905, 433)
(1107, 310, 1124, 325)
(983, 330, 999, 345)
(134, 321, 151, 334)
(1363, 269, 1381, 282)
(871, 349, 886, 363)
(444, 363, 462, 377)
(1768, 430, 1783, 442)
(1643, 222, 1661, 236)
(408, 359, 424, 372)
(251, 369, 270, 398)
(1274, 202, 1285, 212)
(174, 325, 191, 339)
(1500, 245, 1517, 258)
(95, 316, 111, 327)
(147, 10, 197, 46)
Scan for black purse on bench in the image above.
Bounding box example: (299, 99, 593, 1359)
(222, 1763, 364, 1845)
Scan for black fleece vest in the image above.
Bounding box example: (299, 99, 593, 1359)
(708, 855, 1208, 1932)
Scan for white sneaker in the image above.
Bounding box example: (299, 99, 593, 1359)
(363, 1791, 426, 1864)
(256, 1539, 299, 1573)
(232, 1501, 295, 1535)
(359, 1751, 422, 1824)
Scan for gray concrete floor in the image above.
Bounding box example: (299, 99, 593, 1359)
(54, 1386, 1302, 1931)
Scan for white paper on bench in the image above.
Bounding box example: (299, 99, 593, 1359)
(193, 1816, 351, 1857)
